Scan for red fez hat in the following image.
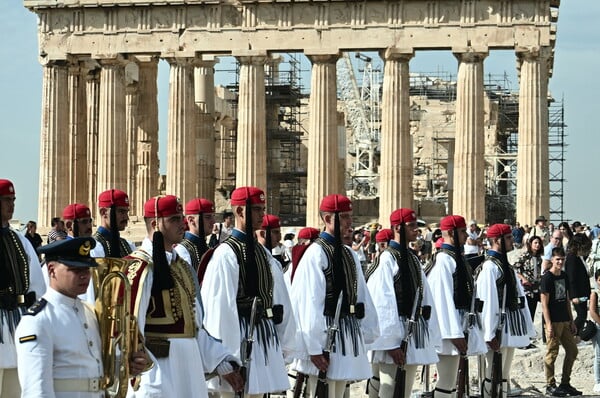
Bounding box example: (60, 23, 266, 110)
(486, 223, 512, 239)
(0, 179, 15, 196)
(435, 237, 444, 249)
(319, 194, 352, 213)
(390, 208, 417, 226)
(185, 198, 215, 215)
(144, 195, 183, 218)
(376, 228, 393, 243)
(440, 215, 467, 231)
(62, 203, 91, 220)
(230, 186, 265, 206)
(298, 227, 320, 240)
(98, 189, 129, 208)
(262, 214, 281, 229)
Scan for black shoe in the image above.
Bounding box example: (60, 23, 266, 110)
(558, 384, 583, 396)
(546, 384, 567, 397)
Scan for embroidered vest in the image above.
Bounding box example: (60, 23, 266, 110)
(126, 250, 197, 338)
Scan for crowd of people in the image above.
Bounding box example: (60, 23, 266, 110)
(1, 176, 599, 397)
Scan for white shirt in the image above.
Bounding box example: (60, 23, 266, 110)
(15, 288, 103, 398)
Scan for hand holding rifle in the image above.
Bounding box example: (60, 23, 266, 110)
(314, 291, 344, 398)
(236, 297, 259, 398)
(392, 290, 420, 398)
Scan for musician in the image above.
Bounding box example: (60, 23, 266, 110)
(365, 208, 439, 398)
(174, 197, 215, 272)
(15, 237, 148, 398)
(290, 194, 379, 398)
(126, 195, 243, 397)
(0, 178, 45, 398)
(201, 187, 297, 397)
(92, 189, 136, 258)
(476, 223, 535, 398)
(427, 215, 486, 398)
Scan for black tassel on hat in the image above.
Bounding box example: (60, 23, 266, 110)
(108, 203, 121, 257)
(150, 197, 174, 295)
(453, 227, 471, 308)
(72, 217, 80, 238)
(399, 221, 416, 315)
(244, 198, 259, 297)
(332, 211, 346, 305)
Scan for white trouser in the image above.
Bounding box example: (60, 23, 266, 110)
(368, 363, 418, 398)
(434, 355, 460, 398)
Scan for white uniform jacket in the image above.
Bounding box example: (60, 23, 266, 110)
(15, 288, 103, 398)
(127, 238, 231, 398)
(366, 247, 440, 366)
(201, 232, 297, 394)
(476, 253, 536, 348)
(427, 250, 486, 356)
(290, 236, 379, 381)
(1, 231, 45, 369)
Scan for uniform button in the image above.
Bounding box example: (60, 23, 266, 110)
(89, 341, 94, 347)
(96, 359, 100, 363)
(84, 323, 88, 329)
(74, 307, 79, 313)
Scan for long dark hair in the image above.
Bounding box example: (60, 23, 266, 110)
(527, 235, 544, 257)
(568, 233, 592, 256)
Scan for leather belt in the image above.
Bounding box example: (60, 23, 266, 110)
(53, 378, 102, 392)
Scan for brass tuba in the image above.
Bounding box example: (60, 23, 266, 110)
(95, 258, 142, 397)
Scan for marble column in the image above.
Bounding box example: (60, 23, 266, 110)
(97, 58, 127, 194)
(135, 57, 159, 215)
(166, 57, 197, 201)
(86, 66, 100, 217)
(378, 49, 414, 223)
(306, 53, 339, 227)
(194, 59, 217, 199)
(235, 54, 268, 191)
(67, 61, 88, 205)
(125, 81, 139, 214)
(38, 61, 69, 227)
(265, 55, 282, 215)
(516, 47, 550, 225)
(452, 49, 488, 222)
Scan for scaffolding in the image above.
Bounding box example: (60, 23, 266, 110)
(221, 54, 308, 225)
(549, 96, 566, 223)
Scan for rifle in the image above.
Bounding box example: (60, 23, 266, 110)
(236, 297, 259, 398)
(315, 291, 344, 398)
(292, 372, 307, 398)
(393, 290, 420, 398)
(457, 284, 479, 398)
(490, 287, 506, 398)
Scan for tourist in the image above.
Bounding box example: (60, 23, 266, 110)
(24, 220, 42, 258)
(588, 269, 600, 393)
(565, 233, 592, 337)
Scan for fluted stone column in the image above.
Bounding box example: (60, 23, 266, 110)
(194, 59, 217, 199)
(452, 49, 488, 222)
(125, 81, 139, 214)
(86, 67, 100, 217)
(235, 54, 268, 191)
(166, 57, 197, 201)
(265, 55, 282, 215)
(378, 49, 414, 223)
(67, 62, 88, 205)
(97, 58, 127, 194)
(306, 53, 339, 227)
(135, 57, 159, 215)
(38, 61, 69, 227)
(516, 47, 550, 225)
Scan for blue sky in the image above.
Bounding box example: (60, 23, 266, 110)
(1, 3, 598, 225)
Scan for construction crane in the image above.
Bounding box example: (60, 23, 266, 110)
(337, 52, 382, 198)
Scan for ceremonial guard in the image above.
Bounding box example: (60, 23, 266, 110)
(365, 208, 439, 398)
(0, 178, 45, 397)
(174, 197, 215, 273)
(285, 226, 320, 287)
(257, 214, 287, 270)
(427, 215, 486, 398)
(476, 224, 535, 398)
(290, 194, 379, 398)
(201, 186, 297, 397)
(15, 238, 148, 398)
(62, 203, 94, 238)
(126, 195, 243, 397)
(92, 189, 136, 257)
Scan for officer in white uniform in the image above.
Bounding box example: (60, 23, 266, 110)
(15, 237, 147, 398)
